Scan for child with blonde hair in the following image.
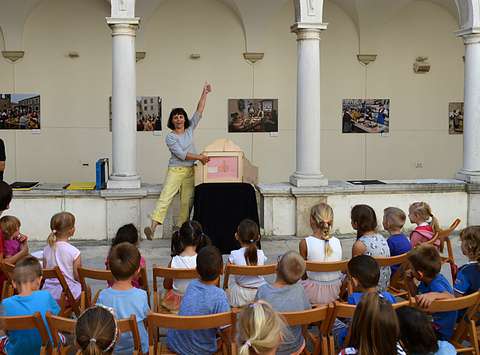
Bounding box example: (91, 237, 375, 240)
(408, 202, 440, 248)
(299, 203, 342, 304)
(0, 215, 27, 259)
(454, 226, 480, 296)
(383, 207, 411, 275)
(227, 219, 266, 307)
(237, 301, 286, 355)
(42, 212, 82, 301)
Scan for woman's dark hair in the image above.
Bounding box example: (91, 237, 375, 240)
(237, 219, 260, 266)
(0, 181, 13, 211)
(112, 223, 139, 247)
(351, 204, 378, 239)
(396, 307, 439, 354)
(347, 292, 399, 355)
(167, 108, 190, 130)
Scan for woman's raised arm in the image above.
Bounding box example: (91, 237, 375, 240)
(196, 82, 212, 115)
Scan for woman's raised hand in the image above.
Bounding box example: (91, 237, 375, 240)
(203, 82, 212, 95)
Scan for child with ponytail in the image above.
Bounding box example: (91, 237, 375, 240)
(42, 212, 82, 302)
(237, 301, 286, 355)
(76, 305, 118, 355)
(227, 219, 266, 307)
(408, 201, 441, 248)
(299, 203, 343, 304)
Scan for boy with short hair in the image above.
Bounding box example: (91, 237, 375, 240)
(406, 244, 456, 340)
(0, 256, 60, 355)
(167, 246, 230, 355)
(97, 242, 149, 354)
(347, 255, 396, 304)
(383, 207, 411, 275)
(255, 251, 311, 355)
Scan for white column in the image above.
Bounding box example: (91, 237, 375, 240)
(290, 24, 328, 187)
(457, 33, 480, 183)
(106, 18, 141, 189)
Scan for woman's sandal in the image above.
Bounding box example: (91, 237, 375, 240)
(144, 226, 154, 240)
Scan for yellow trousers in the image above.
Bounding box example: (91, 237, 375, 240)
(151, 167, 194, 226)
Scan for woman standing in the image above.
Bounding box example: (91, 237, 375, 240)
(144, 83, 211, 240)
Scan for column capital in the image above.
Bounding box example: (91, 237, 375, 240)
(291, 22, 328, 37)
(461, 32, 480, 45)
(106, 17, 140, 36)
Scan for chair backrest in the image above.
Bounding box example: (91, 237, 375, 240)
(427, 290, 480, 313)
(151, 266, 199, 294)
(0, 311, 50, 355)
(223, 264, 277, 289)
(280, 304, 331, 332)
(437, 218, 461, 254)
(0, 261, 15, 277)
(374, 253, 408, 267)
(47, 312, 143, 355)
(305, 260, 348, 273)
(43, 266, 81, 316)
(77, 267, 114, 308)
(0, 262, 15, 299)
(147, 311, 236, 354)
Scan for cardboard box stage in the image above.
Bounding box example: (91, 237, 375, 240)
(194, 139, 258, 186)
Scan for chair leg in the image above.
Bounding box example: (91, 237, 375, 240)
(471, 320, 479, 355)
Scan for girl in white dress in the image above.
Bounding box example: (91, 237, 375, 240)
(227, 219, 266, 307)
(300, 203, 343, 304)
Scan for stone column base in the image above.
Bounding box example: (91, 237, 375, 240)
(456, 169, 480, 184)
(290, 172, 328, 187)
(107, 175, 141, 189)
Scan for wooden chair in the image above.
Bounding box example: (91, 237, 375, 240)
(374, 253, 410, 298)
(77, 267, 114, 310)
(280, 304, 332, 355)
(0, 262, 15, 300)
(326, 299, 410, 354)
(46, 311, 143, 355)
(426, 291, 480, 354)
(222, 263, 277, 290)
(425, 218, 461, 281)
(305, 260, 349, 298)
(42, 266, 81, 317)
(147, 311, 237, 355)
(152, 266, 199, 313)
(0, 312, 50, 355)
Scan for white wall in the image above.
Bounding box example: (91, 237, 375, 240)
(0, 0, 465, 185)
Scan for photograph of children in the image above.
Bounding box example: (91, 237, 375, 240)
(228, 99, 278, 133)
(342, 99, 390, 134)
(109, 96, 162, 131)
(448, 102, 463, 134)
(0, 94, 41, 130)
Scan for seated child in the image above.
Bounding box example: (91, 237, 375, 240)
(42, 212, 82, 302)
(0, 215, 25, 259)
(162, 221, 198, 313)
(255, 251, 311, 355)
(351, 204, 391, 291)
(227, 219, 266, 307)
(237, 301, 286, 355)
(408, 202, 440, 248)
(454, 226, 480, 296)
(406, 245, 457, 340)
(191, 220, 211, 253)
(0, 256, 60, 355)
(347, 255, 396, 305)
(397, 306, 456, 355)
(106, 223, 146, 288)
(300, 203, 343, 304)
(97, 242, 149, 354)
(167, 246, 230, 355)
(383, 207, 411, 275)
(76, 305, 118, 355)
(340, 292, 407, 355)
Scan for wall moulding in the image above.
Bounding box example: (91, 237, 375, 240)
(2, 51, 24, 62)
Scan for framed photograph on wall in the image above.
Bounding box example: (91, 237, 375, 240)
(449, 102, 463, 134)
(0, 94, 41, 129)
(228, 99, 278, 133)
(342, 99, 390, 134)
(109, 96, 162, 131)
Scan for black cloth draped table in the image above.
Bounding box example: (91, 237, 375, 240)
(192, 183, 260, 254)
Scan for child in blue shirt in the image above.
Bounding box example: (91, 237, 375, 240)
(454, 226, 480, 297)
(97, 242, 150, 354)
(406, 245, 457, 340)
(0, 256, 60, 355)
(347, 255, 396, 305)
(383, 207, 411, 275)
(167, 246, 230, 355)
